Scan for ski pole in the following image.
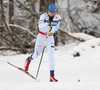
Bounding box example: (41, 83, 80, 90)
(36, 24, 51, 79)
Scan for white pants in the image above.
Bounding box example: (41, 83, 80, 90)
(30, 34, 55, 70)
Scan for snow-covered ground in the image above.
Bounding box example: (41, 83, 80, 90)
(0, 38, 100, 90)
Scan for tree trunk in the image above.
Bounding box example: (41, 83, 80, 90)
(9, 0, 14, 24)
(40, 0, 55, 12)
(0, 0, 3, 30)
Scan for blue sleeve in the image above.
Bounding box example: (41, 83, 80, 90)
(55, 20, 60, 32)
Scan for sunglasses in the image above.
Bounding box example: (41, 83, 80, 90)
(51, 11, 57, 14)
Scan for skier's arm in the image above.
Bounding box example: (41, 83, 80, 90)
(55, 15, 61, 32)
(39, 15, 48, 29)
(55, 21, 60, 32)
(54, 16, 61, 36)
(54, 21, 60, 36)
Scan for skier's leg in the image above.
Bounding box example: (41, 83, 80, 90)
(47, 42, 55, 71)
(46, 37, 58, 82)
(25, 34, 45, 71)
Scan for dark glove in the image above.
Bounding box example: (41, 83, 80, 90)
(48, 16, 54, 23)
(54, 31, 57, 36)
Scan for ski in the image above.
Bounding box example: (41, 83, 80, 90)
(7, 62, 36, 80)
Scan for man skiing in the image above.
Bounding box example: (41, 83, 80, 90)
(24, 4, 61, 82)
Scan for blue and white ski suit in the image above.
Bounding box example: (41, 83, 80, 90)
(29, 13, 61, 70)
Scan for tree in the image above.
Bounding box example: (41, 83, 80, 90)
(40, 0, 55, 12)
(0, 0, 3, 31)
(0, 0, 56, 55)
(9, 0, 14, 24)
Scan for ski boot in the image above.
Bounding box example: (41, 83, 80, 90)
(24, 57, 31, 71)
(50, 73, 58, 82)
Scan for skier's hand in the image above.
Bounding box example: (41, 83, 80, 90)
(54, 31, 57, 36)
(48, 16, 54, 23)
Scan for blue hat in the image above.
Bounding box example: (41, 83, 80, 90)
(48, 4, 57, 12)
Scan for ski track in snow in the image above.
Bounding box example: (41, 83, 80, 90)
(0, 44, 100, 90)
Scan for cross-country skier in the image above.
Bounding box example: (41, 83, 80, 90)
(24, 4, 61, 82)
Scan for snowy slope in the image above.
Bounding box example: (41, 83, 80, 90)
(0, 40, 100, 90)
(68, 38, 100, 57)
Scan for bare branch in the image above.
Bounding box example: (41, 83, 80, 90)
(9, 24, 36, 38)
(0, 47, 21, 51)
(59, 28, 85, 42)
(0, 24, 36, 38)
(0, 33, 28, 54)
(16, 0, 40, 18)
(67, 0, 80, 32)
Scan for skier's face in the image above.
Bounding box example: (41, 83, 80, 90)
(48, 12, 57, 17)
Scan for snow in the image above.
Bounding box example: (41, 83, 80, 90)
(71, 32, 96, 41)
(8, 24, 36, 38)
(0, 38, 100, 90)
(68, 38, 100, 57)
(1, 0, 100, 89)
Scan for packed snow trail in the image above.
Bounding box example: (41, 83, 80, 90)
(0, 44, 100, 90)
